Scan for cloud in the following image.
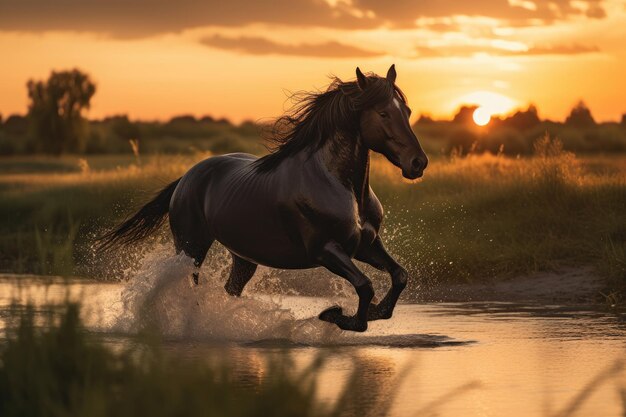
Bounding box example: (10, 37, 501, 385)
(0, 0, 607, 37)
(0, 0, 379, 38)
(519, 44, 601, 55)
(200, 35, 384, 58)
(414, 46, 445, 58)
(585, 3, 607, 18)
(413, 43, 601, 58)
(356, 0, 532, 26)
(353, 0, 607, 27)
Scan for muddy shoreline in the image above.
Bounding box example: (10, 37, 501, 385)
(413, 266, 605, 304)
(253, 265, 607, 306)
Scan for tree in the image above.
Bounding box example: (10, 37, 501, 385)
(501, 104, 541, 130)
(168, 115, 197, 124)
(565, 100, 595, 128)
(415, 114, 434, 125)
(3, 115, 29, 136)
(621, 114, 626, 126)
(104, 115, 141, 141)
(452, 105, 478, 125)
(27, 69, 96, 155)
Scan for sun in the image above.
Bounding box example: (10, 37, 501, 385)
(455, 90, 518, 126)
(473, 107, 491, 126)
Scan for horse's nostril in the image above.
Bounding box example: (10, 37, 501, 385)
(411, 158, 422, 171)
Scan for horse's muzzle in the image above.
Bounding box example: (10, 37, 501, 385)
(403, 156, 428, 179)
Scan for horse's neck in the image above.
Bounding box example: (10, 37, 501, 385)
(318, 131, 370, 205)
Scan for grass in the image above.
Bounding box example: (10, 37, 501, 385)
(0, 154, 194, 275)
(0, 138, 625, 295)
(0, 304, 338, 417)
(371, 137, 626, 294)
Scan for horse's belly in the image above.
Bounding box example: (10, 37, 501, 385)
(210, 205, 315, 269)
(226, 243, 315, 269)
(217, 230, 315, 269)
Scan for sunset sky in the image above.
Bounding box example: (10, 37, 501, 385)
(0, 0, 625, 123)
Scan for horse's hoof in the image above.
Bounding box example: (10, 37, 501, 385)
(319, 306, 343, 323)
(367, 303, 393, 321)
(335, 316, 368, 332)
(320, 307, 368, 332)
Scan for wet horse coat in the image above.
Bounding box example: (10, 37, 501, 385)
(100, 65, 428, 332)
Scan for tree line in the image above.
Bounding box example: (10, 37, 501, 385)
(1, 69, 625, 156)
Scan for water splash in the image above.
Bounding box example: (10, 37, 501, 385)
(81, 242, 465, 348)
(106, 244, 344, 344)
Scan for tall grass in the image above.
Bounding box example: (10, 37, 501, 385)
(370, 136, 626, 294)
(0, 141, 624, 294)
(0, 154, 195, 275)
(33, 218, 79, 276)
(0, 304, 338, 417)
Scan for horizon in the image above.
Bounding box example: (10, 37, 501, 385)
(1, 1, 625, 123)
(0, 94, 613, 126)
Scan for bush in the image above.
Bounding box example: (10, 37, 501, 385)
(0, 134, 17, 156)
(445, 127, 477, 154)
(482, 127, 529, 155)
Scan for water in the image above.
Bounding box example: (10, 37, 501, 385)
(1, 261, 626, 416)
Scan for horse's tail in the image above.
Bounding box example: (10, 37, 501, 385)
(98, 178, 181, 250)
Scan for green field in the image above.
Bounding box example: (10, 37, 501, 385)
(1, 138, 625, 298)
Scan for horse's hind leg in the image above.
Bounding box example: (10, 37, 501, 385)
(190, 242, 213, 285)
(224, 253, 258, 296)
(174, 233, 214, 285)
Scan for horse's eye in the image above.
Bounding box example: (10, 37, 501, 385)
(379, 112, 388, 118)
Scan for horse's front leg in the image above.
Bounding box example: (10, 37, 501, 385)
(316, 241, 374, 332)
(356, 237, 408, 321)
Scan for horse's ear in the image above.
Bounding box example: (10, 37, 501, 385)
(386, 64, 397, 84)
(356, 67, 368, 90)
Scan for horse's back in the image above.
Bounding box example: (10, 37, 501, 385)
(169, 153, 315, 268)
(171, 152, 255, 207)
(169, 153, 256, 244)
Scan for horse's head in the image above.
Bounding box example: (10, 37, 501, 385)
(357, 65, 428, 179)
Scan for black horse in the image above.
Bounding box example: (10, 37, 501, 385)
(100, 65, 428, 332)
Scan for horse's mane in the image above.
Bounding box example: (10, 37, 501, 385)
(255, 73, 407, 172)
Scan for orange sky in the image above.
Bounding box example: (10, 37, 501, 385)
(0, 0, 625, 123)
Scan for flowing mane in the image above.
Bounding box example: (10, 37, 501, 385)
(255, 73, 407, 172)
